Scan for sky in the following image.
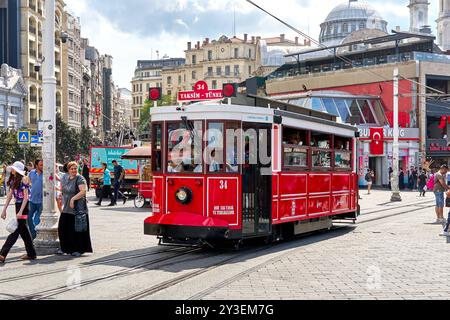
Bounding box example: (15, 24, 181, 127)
(64, 0, 440, 90)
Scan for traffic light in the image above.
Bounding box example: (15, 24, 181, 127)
(223, 83, 238, 98)
(148, 87, 162, 101)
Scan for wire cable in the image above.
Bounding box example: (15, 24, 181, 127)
(246, 0, 446, 96)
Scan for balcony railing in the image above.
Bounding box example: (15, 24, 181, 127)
(204, 72, 240, 78)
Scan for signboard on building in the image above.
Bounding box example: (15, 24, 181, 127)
(177, 81, 224, 103)
(358, 127, 420, 140)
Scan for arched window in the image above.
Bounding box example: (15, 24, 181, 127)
(343, 23, 348, 33)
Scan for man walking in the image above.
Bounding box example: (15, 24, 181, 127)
(82, 159, 90, 191)
(111, 160, 128, 206)
(95, 163, 113, 206)
(433, 164, 449, 224)
(28, 160, 43, 240)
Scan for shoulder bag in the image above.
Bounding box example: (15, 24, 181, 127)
(74, 176, 88, 233)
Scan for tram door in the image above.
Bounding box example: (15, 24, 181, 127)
(242, 123, 272, 237)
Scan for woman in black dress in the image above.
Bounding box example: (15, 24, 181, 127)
(57, 161, 93, 257)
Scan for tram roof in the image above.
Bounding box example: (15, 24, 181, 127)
(152, 94, 357, 134)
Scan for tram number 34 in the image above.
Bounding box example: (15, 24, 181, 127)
(220, 180, 228, 190)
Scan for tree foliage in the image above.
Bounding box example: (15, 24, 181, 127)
(56, 113, 95, 163)
(139, 94, 173, 134)
(0, 130, 43, 165)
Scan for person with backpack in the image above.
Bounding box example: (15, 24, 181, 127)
(365, 169, 374, 195)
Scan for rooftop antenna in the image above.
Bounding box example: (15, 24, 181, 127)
(233, 4, 236, 37)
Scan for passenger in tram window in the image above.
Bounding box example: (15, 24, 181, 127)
(209, 151, 221, 173)
(168, 160, 183, 173)
(226, 146, 239, 173)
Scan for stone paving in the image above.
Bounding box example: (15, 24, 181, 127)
(0, 189, 448, 300)
(199, 191, 450, 300)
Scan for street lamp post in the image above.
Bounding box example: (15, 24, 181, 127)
(35, 0, 59, 254)
(391, 68, 402, 202)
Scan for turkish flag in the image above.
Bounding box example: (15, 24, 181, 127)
(370, 128, 384, 155)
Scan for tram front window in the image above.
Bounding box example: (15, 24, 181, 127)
(167, 121, 203, 173)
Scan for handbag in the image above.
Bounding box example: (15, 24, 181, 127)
(74, 176, 88, 233)
(6, 218, 18, 234)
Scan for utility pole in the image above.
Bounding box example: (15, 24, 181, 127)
(35, 0, 59, 254)
(391, 68, 402, 202)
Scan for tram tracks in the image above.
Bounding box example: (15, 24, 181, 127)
(3, 198, 437, 300)
(6, 247, 206, 300)
(126, 201, 439, 300)
(0, 247, 185, 284)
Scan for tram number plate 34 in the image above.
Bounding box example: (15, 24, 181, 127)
(213, 206, 235, 215)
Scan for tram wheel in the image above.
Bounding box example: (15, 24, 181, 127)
(134, 195, 146, 208)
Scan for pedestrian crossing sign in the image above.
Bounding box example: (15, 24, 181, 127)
(17, 131, 30, 145)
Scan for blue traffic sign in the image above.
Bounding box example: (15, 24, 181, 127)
(31, 135, 40, 144)
(38, 130, 43, 137)
(17, 131, 30, 144)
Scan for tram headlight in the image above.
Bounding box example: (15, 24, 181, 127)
(175, 187, 193, 205)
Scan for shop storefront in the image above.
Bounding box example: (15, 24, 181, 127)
(358, 127, 420, 187)
(426, 102, 450, 169)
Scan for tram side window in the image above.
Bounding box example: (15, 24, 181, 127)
(207, 122, 225, 173)
(152, 124, 162, 173)
(225, 122, 241, 173)
(283, 127, 309, 169)
(167, 121, 203, 173)
(311, 132, 332, 169)
(334, 136, 352, 170)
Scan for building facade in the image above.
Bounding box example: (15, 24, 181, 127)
(83, 39, 104, 140)
(131, 58, 184, 130)
(0, 64, 26, 129)
(266, 28, 450, 187)
(19, 0, 65, 127)
(102, 54, 113, 135)
(437, 0, 450, 51)
(0, 0, 21, 69)
(409, 0, 430, 33)
(319, 1, 388, 47)
(62, 12, 82, 130)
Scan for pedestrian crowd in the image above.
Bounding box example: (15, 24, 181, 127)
(0, 157, 128, 264)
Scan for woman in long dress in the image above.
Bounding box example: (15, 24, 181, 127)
(57, 161, 93, 257)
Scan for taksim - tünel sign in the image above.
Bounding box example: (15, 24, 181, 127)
(178, 81, 224, 103)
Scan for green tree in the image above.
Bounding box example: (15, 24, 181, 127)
(0, 129, 42, 165)
(79, 127, 94, 157)
(139, 94, 173, 134)
(56, 113, 80, 163)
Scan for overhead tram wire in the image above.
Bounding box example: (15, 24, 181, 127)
(245, 0, 446, 97)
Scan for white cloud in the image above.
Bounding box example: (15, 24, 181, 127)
(64, 0, 440, 90)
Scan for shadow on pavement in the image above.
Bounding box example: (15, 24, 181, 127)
(83, 225, 356, 274)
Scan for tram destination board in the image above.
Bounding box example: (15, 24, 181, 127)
(178, 80, 224, 103)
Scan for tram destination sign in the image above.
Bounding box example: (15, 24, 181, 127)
(178, 80, 224, 103)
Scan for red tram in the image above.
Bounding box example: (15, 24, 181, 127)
(145, 96, 360, 247)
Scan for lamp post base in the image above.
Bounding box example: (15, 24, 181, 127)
(34, 213, 60, 256)
(391, 192, 402, 202)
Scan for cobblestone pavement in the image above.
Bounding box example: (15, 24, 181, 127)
(0, 189, 448, 300)
(197, 191, 450, 300)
